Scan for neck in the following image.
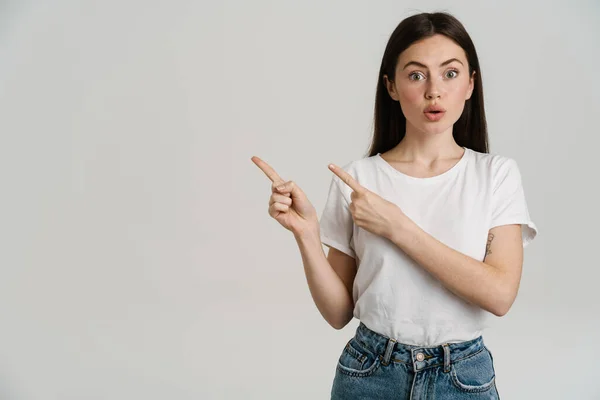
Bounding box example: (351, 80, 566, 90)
(388, 122, 463, 163)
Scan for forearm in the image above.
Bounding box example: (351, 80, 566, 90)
(389, 216, 510, 316)
(294, 227, 354, 329)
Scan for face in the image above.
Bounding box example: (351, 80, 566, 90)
(383, 34, 475, 135)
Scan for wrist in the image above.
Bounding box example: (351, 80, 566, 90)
(388, 211, 414, 244)
(294, 224, 320, 243)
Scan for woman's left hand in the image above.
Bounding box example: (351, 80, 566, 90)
(328, 163, 407, 240)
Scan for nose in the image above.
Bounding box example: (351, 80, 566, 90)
(425, 78, 442, 99)
(425, 87, 441, 99)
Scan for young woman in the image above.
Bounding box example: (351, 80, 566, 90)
(252, 11, 537, 399)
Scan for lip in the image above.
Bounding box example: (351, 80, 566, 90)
(424, 105, 446, 113)
(424, 111, 445, 121)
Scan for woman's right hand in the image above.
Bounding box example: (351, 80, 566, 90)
(252, 156, 319, 237)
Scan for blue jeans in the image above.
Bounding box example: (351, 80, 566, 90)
(331, 322, 500, 399)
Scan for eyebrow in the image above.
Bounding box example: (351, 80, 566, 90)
(402, 58, 464, 70)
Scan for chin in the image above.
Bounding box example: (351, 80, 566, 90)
(421, 123, 452, 134)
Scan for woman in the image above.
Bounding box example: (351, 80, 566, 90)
(252, 11, 537, 399)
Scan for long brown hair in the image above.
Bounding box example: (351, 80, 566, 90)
(365, 11, 489, 157)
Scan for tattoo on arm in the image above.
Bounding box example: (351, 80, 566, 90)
(484, 233, 495, 258)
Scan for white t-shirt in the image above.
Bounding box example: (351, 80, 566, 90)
(319, 146, 538, 346)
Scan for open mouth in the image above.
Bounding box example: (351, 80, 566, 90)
(424, 110, 445, 121)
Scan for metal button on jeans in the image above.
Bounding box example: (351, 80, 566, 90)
(416, 352, 425, 361)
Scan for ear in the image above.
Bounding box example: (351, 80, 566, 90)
(466, 70, 476, 100)
(383, 75, 399, 101)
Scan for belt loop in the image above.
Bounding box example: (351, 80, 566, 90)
(381, 337, 396, 366)
(442, 343, 451, 373)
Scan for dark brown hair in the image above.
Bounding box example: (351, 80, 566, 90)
(365, 11, 489, 157)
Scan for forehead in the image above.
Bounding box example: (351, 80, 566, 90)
(398, 34, 467, 66)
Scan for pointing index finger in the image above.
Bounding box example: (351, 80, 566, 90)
(251, 156, 285, 185)
(329, 164, 365, 193)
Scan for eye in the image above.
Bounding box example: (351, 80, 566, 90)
(408, 72, 424, 81)
(409, 69, 459, 81)
(446, 69, 459, 78)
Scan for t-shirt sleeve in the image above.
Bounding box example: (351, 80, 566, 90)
(319, 174, 356, 258)
(489, 158, 538, 248)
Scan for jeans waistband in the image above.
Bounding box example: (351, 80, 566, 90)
(354, 322, 486, 372)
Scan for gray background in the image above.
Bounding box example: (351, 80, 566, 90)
(1, 0, 598, 399)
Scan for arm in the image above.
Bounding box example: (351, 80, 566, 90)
(325, 162, 524, 317)
(294, 227, 356, 329)
(388, 214, 524, 317)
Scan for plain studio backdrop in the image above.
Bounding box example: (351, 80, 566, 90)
(0, 1, 598, 399)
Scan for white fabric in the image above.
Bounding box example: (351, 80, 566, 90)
(319, 147, 538, 346)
